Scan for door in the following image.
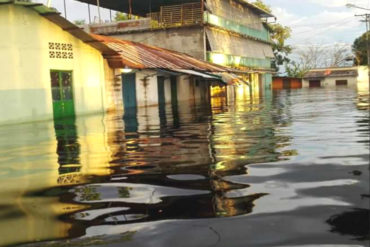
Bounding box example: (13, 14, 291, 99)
(122, 73, 137, 109)
(170, 76, 179, 128)
(50, 70, 75, 119)
(309, 80, 321, 88)
(157, 76, 166, 106)
(122, 73, 138, 134)
(157, 76, 167, 127)
(283, 79, 291, 89)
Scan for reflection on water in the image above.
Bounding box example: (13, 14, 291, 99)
(0, 87, 369, 247)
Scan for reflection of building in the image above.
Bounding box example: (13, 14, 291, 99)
(303, 66, 368, 88)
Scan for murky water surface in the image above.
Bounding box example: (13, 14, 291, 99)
(0, 88, 369, 247)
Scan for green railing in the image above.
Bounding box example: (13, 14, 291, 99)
(207, 52, 272, 69)
(204, 12, 271, 43)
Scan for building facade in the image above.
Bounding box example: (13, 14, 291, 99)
(0, 1, 116, 125)
(302, 66, 368, 89)
(80, 0, 275, 95)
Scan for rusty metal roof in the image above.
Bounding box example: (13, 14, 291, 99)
(91, 34, 233, 72)
(304, 68, 358, 79)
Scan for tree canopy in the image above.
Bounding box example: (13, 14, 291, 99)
(352, 32, 369, 66)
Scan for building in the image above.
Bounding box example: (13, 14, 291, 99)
(272, 77, 302, 90)
(79, 0, 275, 96)
(92, 34, 237, 114)
(0, 0, 119, 125)
(0, 0, 239, 126)
(302, 66, 368, 88)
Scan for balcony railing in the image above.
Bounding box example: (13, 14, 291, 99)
(148, 2, 203, 28)
(88, 2, 271, 44)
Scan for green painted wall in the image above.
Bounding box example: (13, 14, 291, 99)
(207, 52, 271, 69)
(204, 12, 271, 43)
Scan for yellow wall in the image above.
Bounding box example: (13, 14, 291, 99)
(0, 4, 112, 124)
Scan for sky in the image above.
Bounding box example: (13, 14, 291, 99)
(263, 0, 368, 47)
(34, 0, 369, 48)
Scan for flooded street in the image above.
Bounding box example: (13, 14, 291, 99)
(0, 87, 369, 247)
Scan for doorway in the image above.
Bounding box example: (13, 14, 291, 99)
(122, 73, 137, 109)
(50, 70, 75, 119)
(309, 80, 321, 88)
(283, 78, 291, 89)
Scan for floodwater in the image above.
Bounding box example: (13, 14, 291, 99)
(0, 87, 369, 247)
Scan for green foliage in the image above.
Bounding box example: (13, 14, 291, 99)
(74, 19, 86, 25)
(115, 12, 130, 21)
(353, 32, 369, 65)
(114, 12, 141, 21)
(253, 0, 272, 13)
(253, 1, 292, 71)
(285, 61, 309, 78)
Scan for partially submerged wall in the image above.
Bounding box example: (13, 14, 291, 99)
(0, 5, 112, 125)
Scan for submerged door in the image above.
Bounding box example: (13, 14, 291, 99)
(50, 70, 75, 119)
(283, 79, 291, 89)
(122, 73, 138, 134)
(122, 73, 137, 109)
(157, 76, 166, 106)
(157, 76, 167, 127)
(309, 80, 321, 88)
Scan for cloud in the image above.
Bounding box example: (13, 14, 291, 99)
(308, 0, 369, 8)
(271, 4, 363, 45)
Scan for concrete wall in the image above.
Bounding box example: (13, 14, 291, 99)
(302, 77, 357, 88)
(135, 70, 159, 107)
(111, 26, 205, 60)
(177, 75, 195, 103)
(357, 66, 369, 93)
(0, 5, 112, 125)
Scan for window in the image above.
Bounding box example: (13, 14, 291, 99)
(336, 80, 348, 86)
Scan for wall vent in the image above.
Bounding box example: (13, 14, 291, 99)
(49, 42, 73, 59)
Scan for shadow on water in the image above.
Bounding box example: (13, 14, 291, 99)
(0, 87, 369, 247)
(327, 208, 370, 241)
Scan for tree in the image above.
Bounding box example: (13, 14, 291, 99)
(353, 32, 368, 65)
(285, 44, 353, 78)
(253, 1, 292, 71)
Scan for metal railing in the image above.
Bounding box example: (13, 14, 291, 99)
(148, 2, 203, 28)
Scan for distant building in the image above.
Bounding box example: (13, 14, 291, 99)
(78, 0, 275, 96)
(272, 77, 302, 90)
(302, 66, 368, 88)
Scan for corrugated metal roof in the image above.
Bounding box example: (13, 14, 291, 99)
(91, 34, 234, 72)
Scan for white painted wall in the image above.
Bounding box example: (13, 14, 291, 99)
(177, 75, 194, 102)
(135, 70, 159, 107)
(0, 4, 112, 125)
(303, 77, 357, 88)
(164, 77, 172, 104)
